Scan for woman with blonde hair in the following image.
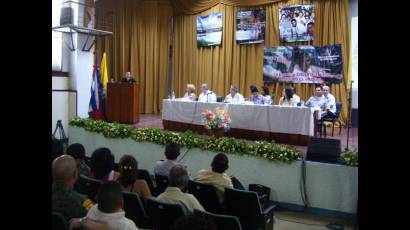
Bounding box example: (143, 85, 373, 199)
(183, 84, 197, 101)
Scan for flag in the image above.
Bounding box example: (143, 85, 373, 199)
(100, 52, 108, 118)
(89, 51, 104, 120)
(100, 52, 108, 89)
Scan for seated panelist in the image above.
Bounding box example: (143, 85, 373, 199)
(224, 85, 244, 104)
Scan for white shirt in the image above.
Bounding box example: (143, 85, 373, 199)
(306, 95, 326, 110)
(323, 93, 336, 113)
(87, 204, 138, 230)
(198, 90, 217, 103)
(279, 97, 296, 106)
(293, 94, 301, 103)
(224, 93, 244, 104)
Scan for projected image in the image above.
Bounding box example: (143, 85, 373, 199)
(236, 9, 266, 44)
(263, 45, 343, 84)
(279, 4, 315, 42)
(197, 13, 223, 47)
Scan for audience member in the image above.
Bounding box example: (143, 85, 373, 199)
(170, 212, 217, 230)
(69, 218, 113, 230)
(279, 87, 296, 106)
(198, 83, 217, 103)
(156, 165, 205, 214)
(66, 143, 91, 177)
(261, 86, 272, 105)
(154, 143, 187, 177)
(90, 148, 119, 182)
(52, 155, 94, 221)
(115, 155, 152, 198)
(249, 85, 264, 104)
(223, 85, 244, 104)
(182, 84, 197, 101)
(193, 153, 233, 203)
(71, 181, 138, 230)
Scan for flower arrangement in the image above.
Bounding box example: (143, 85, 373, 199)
(202, 107, 231, 132)
(340, 148, 358, 167)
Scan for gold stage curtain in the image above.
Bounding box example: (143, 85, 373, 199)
(172, 0, 351, 124)
(96, 0, 172, 114)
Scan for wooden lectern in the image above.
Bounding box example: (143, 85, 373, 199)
(106, 83, 139, 124)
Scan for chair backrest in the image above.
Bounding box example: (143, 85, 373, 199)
(194, 209, 243, 230)
(122, 192, 153, 229)
(188, 180, 223, 214)
(52, 212, 69, 230)
(76, 174, 103, 202)
(155, 174, 169, 195)
(138, 169, 156, 196)
(216, 96, 223, 102)
(224, 187, 265, 230)
(145, 198, 187, 230)
(335, 102, 342, 118)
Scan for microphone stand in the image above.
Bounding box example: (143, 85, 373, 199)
(346, 80, 353, 150)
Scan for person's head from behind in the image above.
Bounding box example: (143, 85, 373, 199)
(285, 87, 294, 101)
(291, 19, 297, 27)
(201, 83, 208, 94)
(90, 147, 114, 180)
(66, 143, 86, 168)
(315, 86, 323, 97)
(322, 85, 330, 96)
(261, 86, 269, 96)
(52, 155, 78, 188)
(168, 165, 189, 190)
(250, 85, 259, 96)
(186, 84, 196, 94)
(96, 181, 124, 213)
(230, 85, 238, 96)
(165, 142, 180, 160)
(118, 155, 139, 187)
(170, 211, 217, 230)
(211, 153, 229, 173)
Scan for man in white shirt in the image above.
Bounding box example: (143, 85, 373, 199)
(198, 83, 217, 103)
(224, 85, 244, 104)
(305, 86, 326, 110)
(292, 87, 301, 104)
(85, 181, 138, 230)
(322, 85, 337, 118)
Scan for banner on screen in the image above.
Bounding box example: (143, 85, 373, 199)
(197, 13, 223, 47)
(236, 9, 266, 44)
(279, 4, 315, 42)
(263, 44, 343, 84)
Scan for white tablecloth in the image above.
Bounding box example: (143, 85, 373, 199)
(162, 99, 316, 136)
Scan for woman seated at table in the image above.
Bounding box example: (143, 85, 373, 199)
(249, 85, 264, 105)
(261, 86, 272, 105)
(279, 87, 297, 106)
(182, 84, 197, 101)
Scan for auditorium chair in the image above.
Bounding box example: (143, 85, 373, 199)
(194, 209, 243, 230)
(188, 180, 224, 214)
(154, 174, 169, 195)
(76, 174, 103, 202)
(224, 187, 276, 230)
(52, 212, 68, 230)
(138, 169, 157, 196)
(321, 102, 343, 137)
(123, 192, 153, 229)
(145, 198, 187, 230)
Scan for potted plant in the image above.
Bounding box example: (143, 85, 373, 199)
(202, 107, 231, 138)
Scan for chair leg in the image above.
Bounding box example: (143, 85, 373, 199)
(332, 121, 335, 136)
(323, 122, 326, 138)
(339, 120, 342, 135)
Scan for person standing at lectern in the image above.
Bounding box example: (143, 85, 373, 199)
(120, 72, 136, 84)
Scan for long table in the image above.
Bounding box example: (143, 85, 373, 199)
(162, 99, 318, 145)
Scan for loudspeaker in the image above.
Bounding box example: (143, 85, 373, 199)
(306, 138, 341, 163)
(60, 7, 74, 25)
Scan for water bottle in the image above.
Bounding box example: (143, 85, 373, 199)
(171, 91, 175, 100)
